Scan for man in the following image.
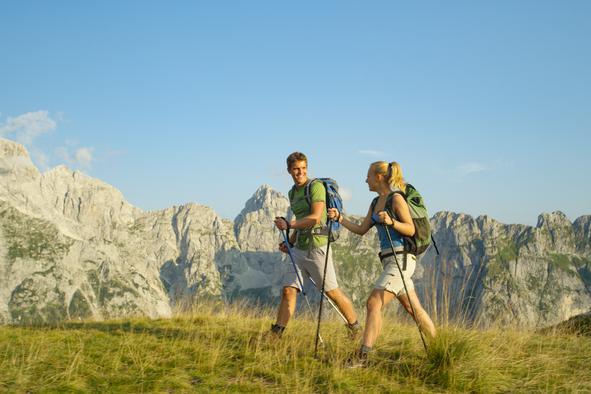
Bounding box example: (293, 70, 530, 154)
(270, 151, 360, 337)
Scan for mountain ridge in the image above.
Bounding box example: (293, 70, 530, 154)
(1, 138, 589, 327)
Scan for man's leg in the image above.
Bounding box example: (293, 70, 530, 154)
(304, 246, 359, 326)
(270, 247, 306, 337)
(325, 288, 358, 325)
(276, 286, 298, 327)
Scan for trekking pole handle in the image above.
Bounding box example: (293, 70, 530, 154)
(276, 216, 290, 230)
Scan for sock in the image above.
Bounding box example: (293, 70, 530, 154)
(359, 345, 372, 358)
(348, 320, 360, 329)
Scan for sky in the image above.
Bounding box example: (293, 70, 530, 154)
(1, 1, 590, 225)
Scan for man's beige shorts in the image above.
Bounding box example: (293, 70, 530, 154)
(375, 253, 417, 296)
(282, 245, 339, 292)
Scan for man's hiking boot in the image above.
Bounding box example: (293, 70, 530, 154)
(346, 320, 362, 340)
(263, 323, 285, 341)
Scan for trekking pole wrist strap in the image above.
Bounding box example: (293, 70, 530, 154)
(279, 216, 291, 230)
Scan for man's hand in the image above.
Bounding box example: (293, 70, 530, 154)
(274, 216, 290, 230)
(278, 241, 289, 254)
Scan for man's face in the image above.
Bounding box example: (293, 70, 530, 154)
(288, 160, 308, 187)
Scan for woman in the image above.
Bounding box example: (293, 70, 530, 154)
(328, 161, 436, 367)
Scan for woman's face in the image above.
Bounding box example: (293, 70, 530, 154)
(365, 167, 379, 192)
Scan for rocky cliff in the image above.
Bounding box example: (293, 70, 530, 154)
(1, 139, 589, 328)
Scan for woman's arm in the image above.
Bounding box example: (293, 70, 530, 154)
(381, 193, 415, 236)
(328, 206, 373, 236)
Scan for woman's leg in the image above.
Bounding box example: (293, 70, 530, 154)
(362, 288, 396, 348)
(397, 289, 436, 338)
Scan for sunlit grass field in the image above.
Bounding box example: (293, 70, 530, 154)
(1, 302, 590, 393)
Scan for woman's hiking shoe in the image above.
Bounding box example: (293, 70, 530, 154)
(344, 345, 371, 369)
(262, 323, 285, 341)
(344, 353, 368, 369)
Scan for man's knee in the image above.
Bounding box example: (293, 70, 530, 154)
(282, 286, 298, 300)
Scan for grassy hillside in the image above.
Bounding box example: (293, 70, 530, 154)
(1, 303, 590, 393)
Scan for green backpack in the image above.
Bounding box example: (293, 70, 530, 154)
(371, 183, 438, 256)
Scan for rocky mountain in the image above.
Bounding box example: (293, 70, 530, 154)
(1, 139, 590, 328)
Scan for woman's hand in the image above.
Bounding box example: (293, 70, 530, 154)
(377, 210, 394, 226)
(327, 208, 341, 222)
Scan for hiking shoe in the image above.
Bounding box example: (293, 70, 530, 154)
(344, 354, 368, 369)
(262, 323, 285, 341)
(344, 345, 371, 369)
(346, 321, 362, 340)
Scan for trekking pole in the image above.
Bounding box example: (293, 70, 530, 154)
(305, 275, 347, 324)
(280, 229, 324, 345)
(277, 222, 347, 324)
(314, 220, 333, 358)
(382, 223, 428, 353)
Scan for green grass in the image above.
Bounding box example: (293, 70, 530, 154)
(1, 303, 590, 393)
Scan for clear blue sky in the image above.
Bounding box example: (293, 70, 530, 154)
(1, 1, 589, 225)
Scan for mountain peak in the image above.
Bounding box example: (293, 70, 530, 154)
(233, 185, 290, 251)
(239, 185, 286, 216)
(0, 138, 39, 180)
(0, 138, 29, 159)
(536, 211, 571, 228)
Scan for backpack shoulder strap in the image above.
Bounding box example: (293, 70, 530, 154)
(288, 184, 297, 202)
(304, 178, 318, 207)
(369, 196, 380, 213)
(385, 190, 406, 220)
(368, 196, 380, 228)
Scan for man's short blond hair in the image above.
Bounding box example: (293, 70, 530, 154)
(286, 152, 308, 170)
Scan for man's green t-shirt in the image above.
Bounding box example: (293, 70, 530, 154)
(289, 180, 328, 250)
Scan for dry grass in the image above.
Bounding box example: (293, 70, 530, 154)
(1, 301, 590, 393)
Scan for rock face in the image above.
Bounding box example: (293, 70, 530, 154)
(227, 185, 291, 302)
(1, 138, 590, 328)
(416, 212, 591, 328)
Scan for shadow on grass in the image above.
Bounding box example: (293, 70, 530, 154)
(22, 315, 247, 343)
(540, 313, 591, 336)
(61, 320, 199, 340)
